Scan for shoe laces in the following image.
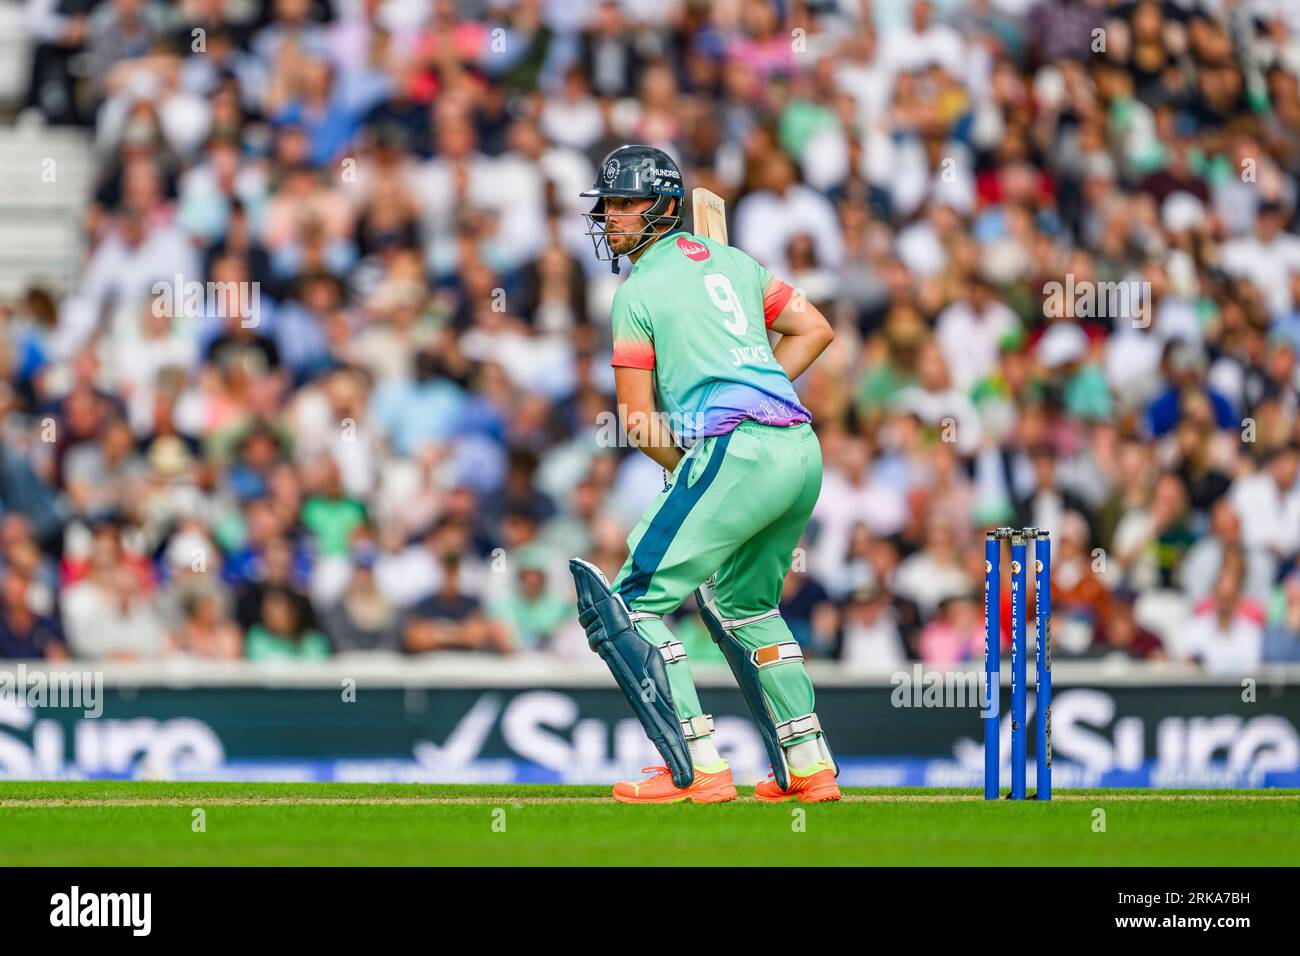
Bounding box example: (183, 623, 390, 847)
(640, 766, 672, 778)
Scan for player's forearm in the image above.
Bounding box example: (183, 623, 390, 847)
(769, 298, 835, 381)
(623, 408, 684, 472)
(613, 368, 684, 472)
(772, 327, 834, 382)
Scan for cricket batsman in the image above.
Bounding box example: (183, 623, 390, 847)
(568, 144, 841, 803)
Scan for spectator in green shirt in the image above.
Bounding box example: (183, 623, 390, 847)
(488, 550, 571, 652)
(245, 586, 331, 662)
(301, 459, 367, 558)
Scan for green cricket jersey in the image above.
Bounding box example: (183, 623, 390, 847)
(609, 228, 811, 445)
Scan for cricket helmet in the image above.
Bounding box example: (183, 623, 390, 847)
(581, 144, 684, 273)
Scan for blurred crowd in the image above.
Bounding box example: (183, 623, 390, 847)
(3, 0, 1300, 675)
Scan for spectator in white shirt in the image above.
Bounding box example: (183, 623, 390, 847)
(1105, 318, 1164, 411)
(1181, 567, 1264, 676)
(538, 65, 605, 152)
(837, 583, 907, 672)
(881, 0, 965, 78)
(888, 133, 976, 223)
(833, 28, 893, 129)
(1220, 199, 1300, 320)
(58, 210, 202, 359)
(894, 516, 973, 619)
(1227, 443, 1300, 558)
(934, 272, 1021, 393)
(1180, 498, 1277, 607)
(733, 150, 843, 279)
(412, 107, 542, 276)
(810, 434, 908, 594)
(62, 529, 170, 660)
(892, 338, 983, 456)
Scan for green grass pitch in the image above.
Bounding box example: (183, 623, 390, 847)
(1, 782, 1297, 866)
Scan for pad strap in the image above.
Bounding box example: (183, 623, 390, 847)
(719, 608, 781, 629)
(681, 714, 714, 740)
(658, 640, 688, 664)
(776, 712, 822, 743)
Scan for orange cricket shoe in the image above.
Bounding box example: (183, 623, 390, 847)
(613, 764, 738, 804)
(753, 762, 842, 803)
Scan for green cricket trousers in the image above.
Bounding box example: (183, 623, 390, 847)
(611, 419, 823, 739)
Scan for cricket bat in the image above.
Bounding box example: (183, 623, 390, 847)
(692, 187, 728, 244)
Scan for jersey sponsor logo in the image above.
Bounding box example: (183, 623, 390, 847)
(676, 236, 709, 261)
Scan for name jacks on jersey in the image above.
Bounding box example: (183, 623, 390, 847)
(730, 343, 772, 366)
(50, 886, 152, 936)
